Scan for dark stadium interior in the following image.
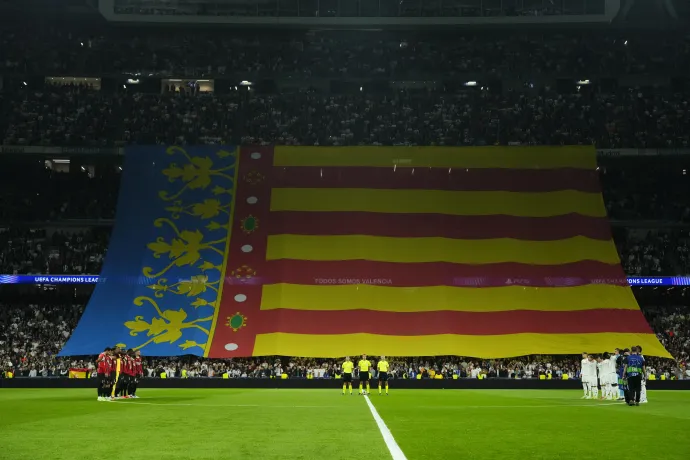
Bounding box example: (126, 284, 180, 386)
(2, 1, 690, 458)
(1, 0, 689, 381)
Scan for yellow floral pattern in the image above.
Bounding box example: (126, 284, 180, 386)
(123, 146, 237, 354)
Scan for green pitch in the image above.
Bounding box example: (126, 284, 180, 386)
(1, 389, 689, 460)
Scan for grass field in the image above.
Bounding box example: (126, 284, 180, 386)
(1, 389, 689, 460)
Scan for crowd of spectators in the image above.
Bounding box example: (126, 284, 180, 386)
(602, 161, 690, 222)
(0, 158, 119, 222)
(2, 27, 690, 77)
(4, 85, 690, 149)
(0, 228, 109, 275)
(2, 25, 690, 379)
(0, 294, 84, 378)
(4, 328, 688, 380)
(644, 306, 690, 366)
(614, 228, 670, 277)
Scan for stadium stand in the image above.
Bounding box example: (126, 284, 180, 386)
(1, 4, 689, 380)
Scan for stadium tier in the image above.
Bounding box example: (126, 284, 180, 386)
(3, 4, 690, 460)
(0, 0, 688, 376)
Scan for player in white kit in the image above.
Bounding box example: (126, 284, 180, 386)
(608, 352, 620, 400)
(587, 355, 599, 399)
(597, 356, 609, 400)
(580, 352, 591, 398)
(598, 352, 617, 400)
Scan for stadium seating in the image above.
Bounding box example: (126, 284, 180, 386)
(1, 23, 689, 380)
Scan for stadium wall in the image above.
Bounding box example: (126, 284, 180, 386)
(2, 379, 689, 390)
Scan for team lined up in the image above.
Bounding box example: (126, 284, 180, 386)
(580, 346, 647, 406)
(341, 355, 390, 396)
(92, 348, 647, 403)
(96, 347, 144, 401)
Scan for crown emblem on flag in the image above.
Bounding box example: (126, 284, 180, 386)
(226, 312, 247, 332)
(244, 170, 265, 185)
(230, 265, 256, 281)
(240, 215, 259, 234)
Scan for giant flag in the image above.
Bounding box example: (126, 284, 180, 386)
(61, 145, 671, 359)
(207, 146, 670, 358)
(60, 145, 238, 356)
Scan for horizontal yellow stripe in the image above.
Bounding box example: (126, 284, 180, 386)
(270, 189, 606, 218)
(253, 333, 672, 359)
(266, 235, 621, 265)
(260, 284, 638, 313)
(273, 146, 597, 169)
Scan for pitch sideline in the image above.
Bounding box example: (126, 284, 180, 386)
(364, 394, 408, 460)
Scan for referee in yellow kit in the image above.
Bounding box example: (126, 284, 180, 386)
(341, 357, 354, 395)
(358, 354, 371, 395)
(377, 356, 390, 395)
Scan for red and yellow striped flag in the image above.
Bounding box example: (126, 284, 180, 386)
(207, 146, 671, 358)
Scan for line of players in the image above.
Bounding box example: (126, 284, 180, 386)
(341, 354, 390, 395)
(580, 346, 647, 405)
(96, 346, 144, 401)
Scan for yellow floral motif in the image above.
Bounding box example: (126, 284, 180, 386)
(180, 340, 207, 351)
(124, 145, 236, 355)
(165, 199, 231, 220)
(216, 149, 235, 159)
(212, 185, 233, 195)
(160, 146, 236, 201)
(190, 298, 218, 308)
(147, 275, 219, 298)
(198, 260, 222, 272)
(206, 221, 229, 232)
(144, 218, 227, 278)
(124, 297, 213, 351)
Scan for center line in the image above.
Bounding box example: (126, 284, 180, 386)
(364, 395, 407, 460)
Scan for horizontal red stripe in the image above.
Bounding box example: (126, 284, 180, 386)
(270, 167, 601, 192)
(268, 212, 612, 240)
(252, 309, 652, 336)
(255, 260, 628, 287)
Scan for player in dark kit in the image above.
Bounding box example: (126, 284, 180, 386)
(130, 350, 143, 398)
(105, 348, 115, 400)
(121, 350, 135, 398)
(96, 348, 110, 401)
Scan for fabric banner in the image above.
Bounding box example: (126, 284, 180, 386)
(206, 146, 671, 358)
(61, 145, 671, 359)
(59, 146, 238, 356)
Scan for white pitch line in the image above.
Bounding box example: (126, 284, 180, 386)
(421, 402, 626, 409)
(108, 400, 625, 410)
(109, 401, 341, 408)
(364, 395, 408, 460)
